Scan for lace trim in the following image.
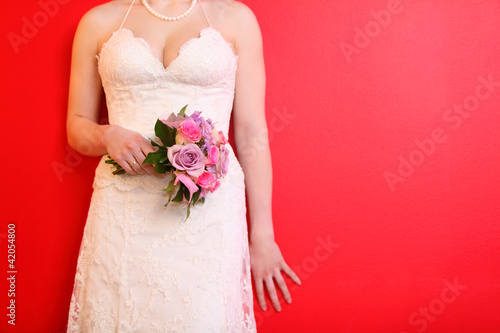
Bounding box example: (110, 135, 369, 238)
(97, 27, 238, 69)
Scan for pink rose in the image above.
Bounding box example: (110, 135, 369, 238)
(196, 171, 216, 189)
(211, 180, 221, 192)
(206, 145, 219, 166)
(177, 119, 201, 143)
(167, 144, 205, 178)
(197, 172, 221, 196)
(217, 131, 227, 145)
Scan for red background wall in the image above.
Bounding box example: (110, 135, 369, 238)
(1, 0, 500, 332)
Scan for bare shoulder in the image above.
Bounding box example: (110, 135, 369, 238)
(206, 0, 259, 27)
(75, 0, 133, 41)
(202, 0, 262, 49)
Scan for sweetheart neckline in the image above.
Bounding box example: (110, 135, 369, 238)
(97, 26, 238, 72)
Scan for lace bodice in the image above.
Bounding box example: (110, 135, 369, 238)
(93, 26, 240, 193)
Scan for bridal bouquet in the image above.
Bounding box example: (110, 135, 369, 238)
(105, 105, 229, 220)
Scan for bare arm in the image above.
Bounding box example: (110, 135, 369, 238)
(66, 9, 108, 157)
(231, 2, 301, 312)
(66, 6, 158, 175)
(232, 4, 272, 243)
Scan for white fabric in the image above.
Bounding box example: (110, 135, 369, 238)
(66, 19, 256, 333)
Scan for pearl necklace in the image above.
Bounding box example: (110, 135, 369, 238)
(141, 0, 197, 21)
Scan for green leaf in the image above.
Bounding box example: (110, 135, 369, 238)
(163, 178, 176, 193)
(163, 176, 176, 207)
(158, 155, 168, 164)
(154, 119, 176, 146)
(184, 204, 191, 222)
(150, 140, 161, 148)
(154, 163, 169, 174)
(164, 196, 172, 207)
(164, 189, 174, 207)
(143, 149, 166, 165)
(171, 186, 185, 202)
(191, 187, 201, 205)
(181, 183, 194, 201)
(178, 104, 188, 117)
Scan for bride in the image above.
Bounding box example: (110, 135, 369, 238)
(66, 0, 301, 331)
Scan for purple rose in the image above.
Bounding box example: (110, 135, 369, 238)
(167, 144, 205, 178)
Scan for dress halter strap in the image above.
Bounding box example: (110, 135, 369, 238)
(198, 0, 213, 28)
(119, 0, 137, 30)
(118, 0, 135, 30)
(118, 0, 212, 30)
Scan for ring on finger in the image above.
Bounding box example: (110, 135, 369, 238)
(129, 160, 137, 167)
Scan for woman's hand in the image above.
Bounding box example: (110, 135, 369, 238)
(102, 125, 160, 176)
(250, 236, 302, 312)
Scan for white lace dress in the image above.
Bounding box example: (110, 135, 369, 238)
(66, 4, 256, 331)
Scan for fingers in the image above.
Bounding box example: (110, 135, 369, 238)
(116, 155, 138, 175)
(264, 275, 282, 312)
(115, 150, 145, 175)
(138, 141, 158, 175)
(255, 278, 267, 311)
(273, 270, 292, 304)
(282, 263, 302, 286)
(140, 139, 158, 155)
(108, 132, 145, 175)
(256, 265, 301, 312)
(121, 139, 157, 175)
(128, 157, 145, 175)
(117, 153, 141, 175)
